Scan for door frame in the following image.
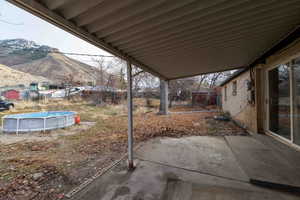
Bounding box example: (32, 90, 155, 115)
(265, 62, 294, 144)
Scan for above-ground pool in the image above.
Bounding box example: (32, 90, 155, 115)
(2, 111, 76, 133)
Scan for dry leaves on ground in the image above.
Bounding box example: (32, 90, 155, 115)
(0, 110, 247, 200)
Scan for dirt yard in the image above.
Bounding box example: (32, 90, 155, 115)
(0, 99, 246, 200)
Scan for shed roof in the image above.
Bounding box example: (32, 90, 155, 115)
(7, 0, 300, 80)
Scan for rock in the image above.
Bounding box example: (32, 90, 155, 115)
(32, 172, 43, 180)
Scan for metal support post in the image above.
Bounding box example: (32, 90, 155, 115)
(127, 61, 134, 170)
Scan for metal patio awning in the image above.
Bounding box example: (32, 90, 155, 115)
(7, 0, 300, 80)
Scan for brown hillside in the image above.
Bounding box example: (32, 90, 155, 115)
(0, 64, 49, 87)
(11, 53, 98, 84)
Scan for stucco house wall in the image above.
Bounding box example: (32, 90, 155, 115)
(221, 71, 257, 132)
(221, 38, 300, 142)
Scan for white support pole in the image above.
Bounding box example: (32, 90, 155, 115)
(127, 61, 134, 170)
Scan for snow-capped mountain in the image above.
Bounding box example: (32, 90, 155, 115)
(0, 39, 59, 66)
(0, 38, 56, 52)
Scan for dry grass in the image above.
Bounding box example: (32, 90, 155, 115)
(0, 99, 246, 200)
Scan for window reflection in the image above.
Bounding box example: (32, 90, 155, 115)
(292, 58, 300, 145)
(269, 64, 291, 139)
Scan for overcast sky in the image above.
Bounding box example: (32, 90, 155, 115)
(0, 0, 113, 65)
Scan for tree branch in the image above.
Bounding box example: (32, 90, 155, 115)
(132, 70, 144, 77)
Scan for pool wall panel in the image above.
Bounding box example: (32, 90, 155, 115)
(2, 111, 76, 133)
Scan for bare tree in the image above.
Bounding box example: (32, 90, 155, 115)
(208, 73, 223, 88)
(207, 71, 233, 88)
(196, 74, 209, 90)
(131, 66, 159, 95)
(62, 74, 78, 100)
(93, 57, 108, 86)
(168, 78, 197, 107)
(118, 67, 127, 90)
(159, 70, 234, 109)
(91, 57, 128, 104)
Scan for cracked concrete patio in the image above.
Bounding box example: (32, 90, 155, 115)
(70, 135, 300, 200)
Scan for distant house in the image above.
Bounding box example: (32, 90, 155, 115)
(191, 88, 221, 107)
(2, 89, 20, 100)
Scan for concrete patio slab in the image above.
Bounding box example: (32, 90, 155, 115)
(164, 178, 299, 200)
(225, 136, 300, 190)
(252, 134, 300, 171)
(71, 158, 300, 200)
(70, 136, 300, 200)
(135, 136, 248, 182)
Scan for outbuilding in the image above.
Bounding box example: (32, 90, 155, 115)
(191, 88, 220, 107)
(2, 89, 20, 100)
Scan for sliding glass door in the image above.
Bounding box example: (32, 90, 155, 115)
(267, 56, 300, 146)
(291, 58, 300, 145)
(268, 64, 291, 140)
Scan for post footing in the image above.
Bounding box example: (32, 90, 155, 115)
(127, 160, 136, 171)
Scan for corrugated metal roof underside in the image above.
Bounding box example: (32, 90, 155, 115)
(8, 0, 300, 79)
